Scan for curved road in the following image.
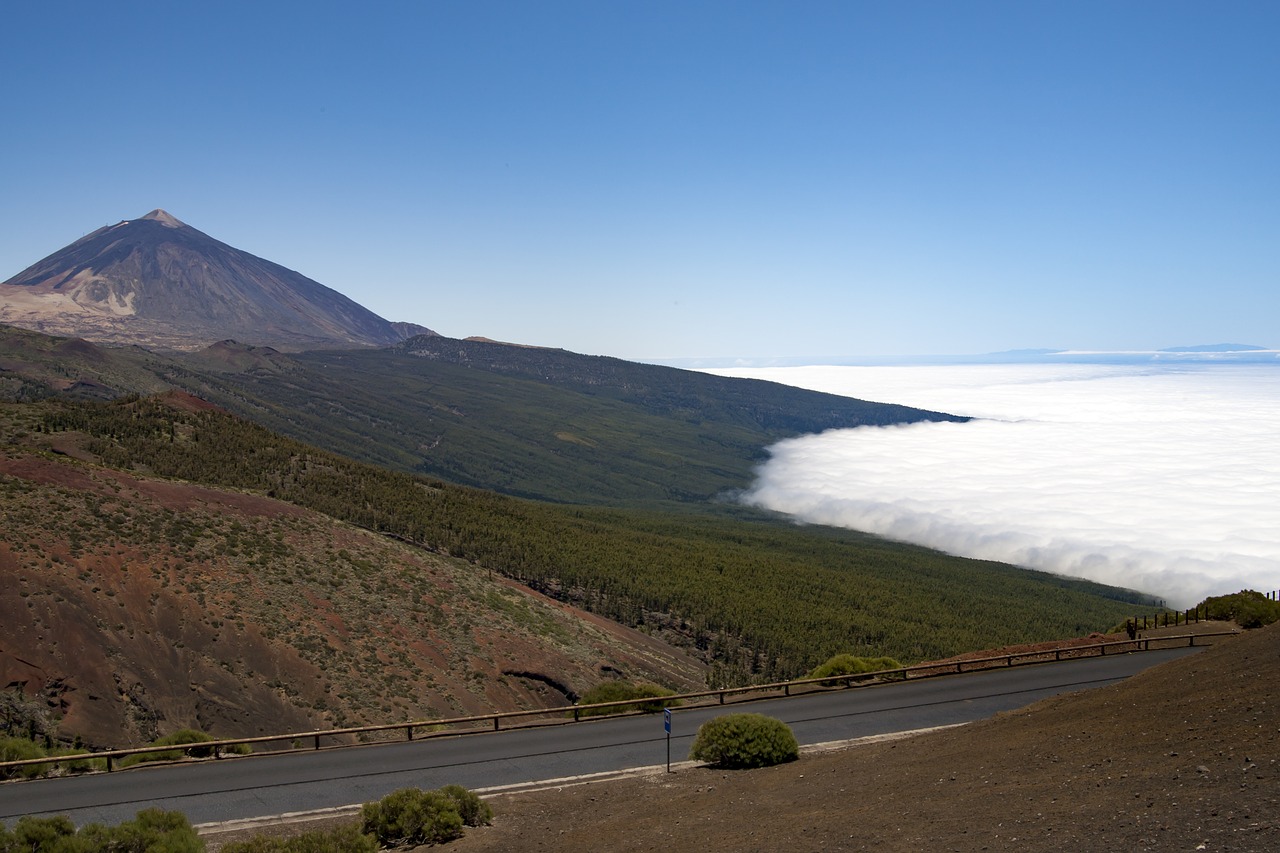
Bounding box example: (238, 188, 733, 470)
(0, 647, 1202, 828)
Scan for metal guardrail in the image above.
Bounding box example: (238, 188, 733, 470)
(0, 630, 1237, 776)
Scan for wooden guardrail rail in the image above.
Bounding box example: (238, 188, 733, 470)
(0, 630, 1237, 776)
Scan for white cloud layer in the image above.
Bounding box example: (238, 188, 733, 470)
(707, 364, 1280, 608)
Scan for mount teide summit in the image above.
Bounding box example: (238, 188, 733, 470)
(0, 209, 434, 350)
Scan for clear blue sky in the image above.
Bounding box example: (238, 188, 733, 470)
(3, 1, 1276, 360)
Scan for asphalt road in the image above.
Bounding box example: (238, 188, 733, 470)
(0, 646, 1202, 829)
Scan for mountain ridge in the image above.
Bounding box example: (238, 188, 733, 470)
(0, 323, 967, 504)
(1, 210, 434, 351)
(1160, 342, 1268, 353)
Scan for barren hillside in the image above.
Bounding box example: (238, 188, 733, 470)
(0, 430, 705, 748)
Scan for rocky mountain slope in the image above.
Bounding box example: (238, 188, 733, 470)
(0, 404, 705, 748)
(0, 210, 433, 351)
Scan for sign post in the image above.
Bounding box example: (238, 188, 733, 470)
(663, 707, 672, 773)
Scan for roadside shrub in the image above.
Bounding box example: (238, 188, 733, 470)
(118, 728, 247, 767)
(0, 815, 77, 851)
(0, 735, 50, 779)
(576, 680, 677, 716)
(50, 746, 109, 774)
(806, 654, 902, 684)
(154, 728, 217, 757)
(0, 809, 200, 852)
(221, 823, 378, 853)
(1202, 590, 1280, 629)
(0, 736, 109, 780)
(438, 784, 493, 827)
(74, 808, 203, 853)
(689, 713, 799, 769)
(360, 787, 465, 847)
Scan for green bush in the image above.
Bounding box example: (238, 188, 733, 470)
(153, 728, 217, 756)
(1202, 590, 1280, 629)
(0, 737, 110, 780)
(360, 787, 465, 847)
(688, 713, 799, 769)
(0, 815, 77, 851)
(438, 784, 494, 827)
(0, 736, 50, 779)
(576, 681, 677, 716)
(117, 728, 248, 767)
(0, 809, 200, 853)
(50, 747, 109, 774)
(74, 809, 203, 853)
(806, 654, 902, 684)
(220, 824, 378, 853)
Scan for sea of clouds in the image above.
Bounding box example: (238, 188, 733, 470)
(705, 362, 1280, 608)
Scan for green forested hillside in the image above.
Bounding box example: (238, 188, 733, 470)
(0, 324, 170, 401)
(1, 326, 962, 505)
(37, 395, 1155, 684)
(157, 338, 961, 504)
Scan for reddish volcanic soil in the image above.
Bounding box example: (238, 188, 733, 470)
(0, 445, 706, 748)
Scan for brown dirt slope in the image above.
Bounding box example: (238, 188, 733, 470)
(440, 623, 1277, 853)
(0, 441, 706, 748)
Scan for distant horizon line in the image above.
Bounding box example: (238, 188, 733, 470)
(646, 345, 1280, 369)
